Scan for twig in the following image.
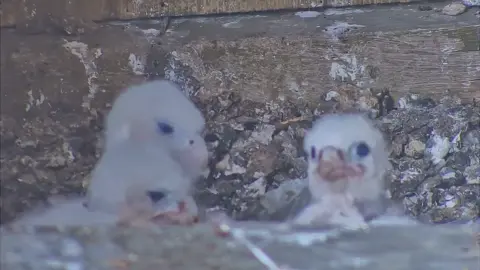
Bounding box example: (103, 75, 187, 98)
(210, 213, 296, 270)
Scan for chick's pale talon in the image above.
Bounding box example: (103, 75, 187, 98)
(151, 201, 200, 225)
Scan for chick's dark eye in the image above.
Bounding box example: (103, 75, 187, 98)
(146, 190, 167, 203)
(356, 142, 370, 158)
(310, 146, 316, 159)
(157, 121, 174, 135)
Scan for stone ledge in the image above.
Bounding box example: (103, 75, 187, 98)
(1, 223, 479, 270)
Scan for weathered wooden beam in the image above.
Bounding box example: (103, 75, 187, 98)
(1, 0, 419, 27)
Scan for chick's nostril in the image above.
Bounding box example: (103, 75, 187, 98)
(189, 139, 194, 145)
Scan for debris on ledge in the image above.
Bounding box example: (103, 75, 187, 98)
(1, 220, 479, 270)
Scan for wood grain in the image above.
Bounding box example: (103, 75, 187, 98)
(1, 0, 419, 27)
(169, 26, 480, 103)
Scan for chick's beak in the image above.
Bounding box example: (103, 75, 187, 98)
(316, 146, 364, 182)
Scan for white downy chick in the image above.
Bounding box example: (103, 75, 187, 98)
(104, 79, 208, 179)
(87, 137, 199, 226)
(293, 113, 391, 229)
(87, 138, 192, 208)
(9, 80, 208, 227)
(9, 139, 198, 227)
(87, 80, 211, 223)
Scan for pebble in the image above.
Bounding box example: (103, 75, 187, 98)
(440, 167, 457, 180)
(464, 165, 480, 184)
(404, 139, 426, 158)
(418, 5, 433, 11)
(442, 2, 467, 16)
(426, 134, 450, 165)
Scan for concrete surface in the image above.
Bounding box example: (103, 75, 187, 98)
(1, 222, 479, 270)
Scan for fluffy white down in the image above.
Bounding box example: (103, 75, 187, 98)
(304, 113, 391, 201)
(104, 80, 206, 151)
(104, 79, 209, 180)
(86, 139, 193, 213)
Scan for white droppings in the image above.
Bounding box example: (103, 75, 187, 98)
(324, 21, 365, 41)
(25, 90, 46, 111)
(464, 165, 480, 184)
(251, 125, 276, 145)
(325, 90, 340, 101)
(280, 231, 339, 246)
(62, 41, 101, 110)
(286, 78, 301, 94)
(232, 226, 339, 247)
(444, 194, 457, 208)
(397, 97, 409, 109)
(141, 27, 166, 43)
(324, 8, 373, 16)
(329, 54, 365, 82)
(222, 19, 243, 28)
(94, 48, 102, 58)
(246, 177, 266, 197)
(253, 172, 265, 178)
(356, 96, 373, 110)
(62, 142, 76, 163)
(225, 163, 247, 176)
(295, 11, 321, 18)
(330, 63, 350, 81)
(128, 53, 145, 75)
(164, 51, 197, 96)
(426, 133, 451, 165)
(216, 154, 230, 171)
(142, 28, 161, 36)
(399, 169, 420, 183)
(165, 52, 178, 81)
(206, 187, 219, 194)
(205, 206, 223, 213)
